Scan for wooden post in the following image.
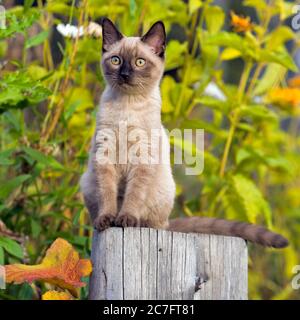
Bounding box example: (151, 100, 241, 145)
(89, 227, 248, 300)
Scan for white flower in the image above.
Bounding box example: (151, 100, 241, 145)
(57, 23, 84, 38)
(56, 22, 102, 39)
(204, 82, 226, 101)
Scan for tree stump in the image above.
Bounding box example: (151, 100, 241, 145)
(89, 227, 248, 300)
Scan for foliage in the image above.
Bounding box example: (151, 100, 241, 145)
(0, 0, 299, 299)
(4, 238, 92, 299)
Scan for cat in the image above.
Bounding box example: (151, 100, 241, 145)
(80, 18, 288, 249)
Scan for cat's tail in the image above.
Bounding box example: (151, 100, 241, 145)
(168, 217, 288, 248)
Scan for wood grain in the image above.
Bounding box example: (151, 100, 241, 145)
(89, 227, 248, 300)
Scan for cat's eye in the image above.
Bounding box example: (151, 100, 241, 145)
(135, 58, 146, 67)
(111, 56, 121, 65)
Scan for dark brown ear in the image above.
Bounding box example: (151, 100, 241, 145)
(101, 18, 123, 52)
(141, 21, 166, 57)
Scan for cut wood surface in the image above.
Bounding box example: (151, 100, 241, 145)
(89, 227, 248, 300)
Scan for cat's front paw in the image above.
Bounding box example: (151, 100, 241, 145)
(94, 213, 116, 231)
(115, 213, 140, 228)
(140, 219, 151, 228)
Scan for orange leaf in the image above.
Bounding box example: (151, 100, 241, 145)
(42, 290, 74, 300)
(5, 238, 92, 297)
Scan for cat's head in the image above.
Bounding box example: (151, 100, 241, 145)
(101, 18, 166, 94)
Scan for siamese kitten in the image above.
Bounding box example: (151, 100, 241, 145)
(80, 18, 288, 248)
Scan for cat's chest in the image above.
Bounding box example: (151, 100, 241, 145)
(98, 100, 158, 128)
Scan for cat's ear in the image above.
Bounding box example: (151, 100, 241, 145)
(141, 21, 166, 57)
(101, 18, 123, 52)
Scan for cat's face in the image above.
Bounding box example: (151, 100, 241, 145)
(101, 19, 166, 94)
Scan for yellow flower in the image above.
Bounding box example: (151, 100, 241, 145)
(230, 11, 253, 33)
(268, 87, 300, 109)
(288, 75, 300, 88)
(42, 290, 74, 300)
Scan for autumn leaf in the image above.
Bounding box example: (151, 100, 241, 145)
(42, 290, 74, 300)
(5, 238, 92, 297)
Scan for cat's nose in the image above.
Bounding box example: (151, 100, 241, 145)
(119, 62, 132, 82)
(120, 71, 130, 80)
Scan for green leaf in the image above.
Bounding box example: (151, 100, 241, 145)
(0, 11, 40, 40)
(0, 246, 4, 265)
(259, 48, 298, 72)
(194, 96, 230, 113)
(170, 135, 219, 172)
(72, 236, 87, 247)
(64, 87, 94, 121)
(236, 147, 292, 174)
(161, 76, 177, 113)
(0, 149, 14, 166)
(230, 174, 272, 227)
(278, 2, 296, 20)
(18, 283, 34, 300)
(244, 0, 267, 10)
(236, 123, 255, 132)
(222, 190, 248, 221)
(204, 5, 225, 34)
(24, 0, 36, 12)
(205, 31, 259, 60)
(2, 110, 23, 133)
(252, 63, 284, 96)
(31, 219, 42, 238)
(189, 0, 202, 15)
(165, 40, 188, 71)
(0, 174, 31, 200)
(239, 104, 278, 121)
(0, 71, 51, 113)
(76, 38, 102, 64)
(181, 119, 228, 139)
(220, 48, 242, 60)
(236, 148, 253, 165)
(23, 147, 64, 171)
(64, 101, 82, 121)
(265, 156, 292, 173)
(25, 30, 49, 49)
(73, 210, 82, 225)
(205, 32, 245, 52)
(129, 0, 137, 17)
(265, 26, 295, 50)
(46, 3, 76, 16)
(0, 237, 23, 259)
(27, 65, 49, 81)
(201, 43, 220, 67)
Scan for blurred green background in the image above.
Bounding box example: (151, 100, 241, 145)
(0, 0, 300, 299)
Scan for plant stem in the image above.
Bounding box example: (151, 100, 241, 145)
(219, 112, 239, 178)
(238, 61, 252, 102)
(219, 61, 252, 177)
(174, 8, 200, 118)
(246, 62, 264, 97)
(174, 57, 191, 118)
(41, 0, 87, 143)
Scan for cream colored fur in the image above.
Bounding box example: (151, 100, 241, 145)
(80, 36, 175, 230)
